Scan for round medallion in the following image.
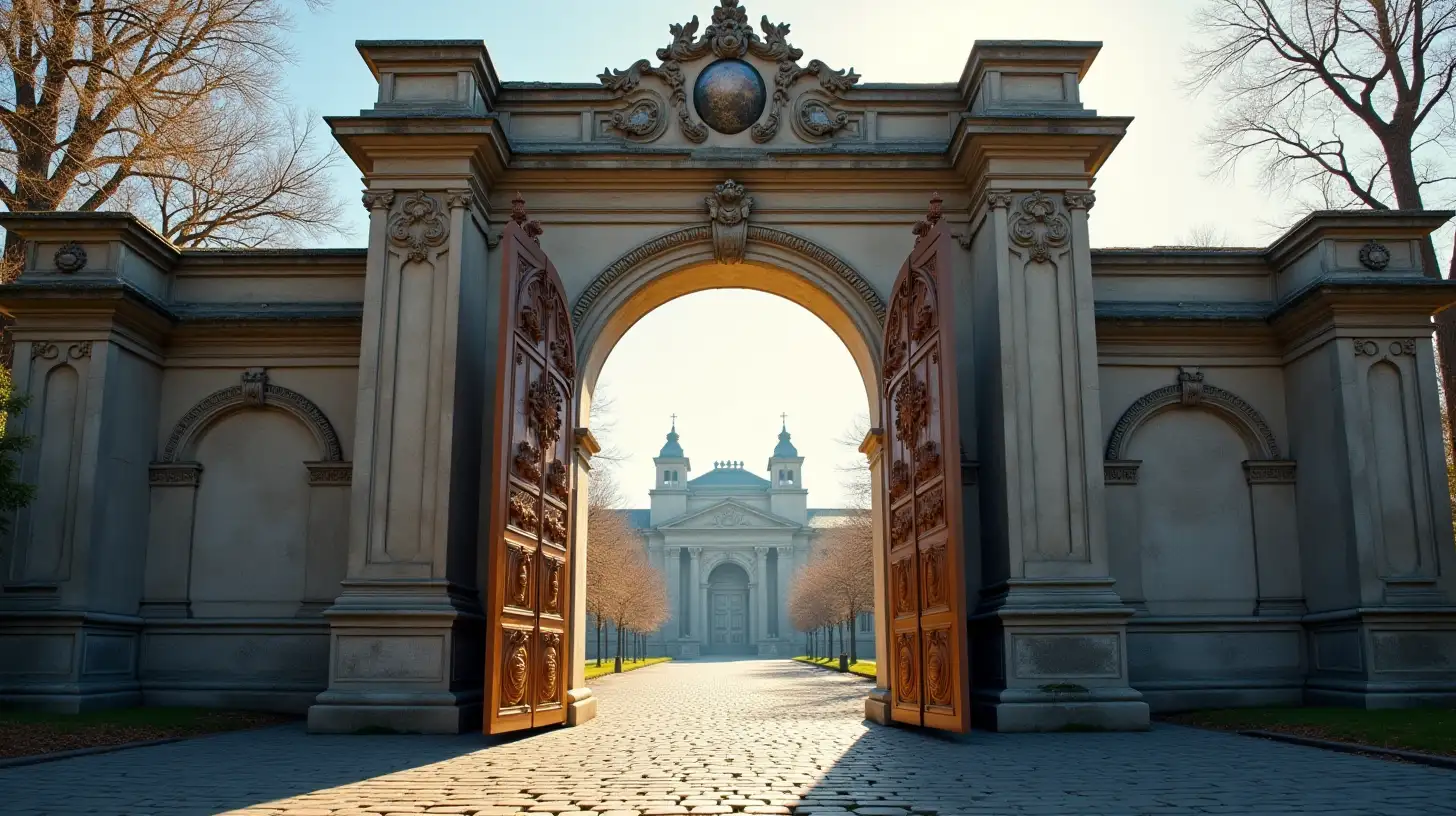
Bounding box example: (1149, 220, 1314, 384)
(1359, 240, 1392, 271)
(692, 59, 766, 135)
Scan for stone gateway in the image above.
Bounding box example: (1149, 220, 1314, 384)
(2, 0, 1456, 734)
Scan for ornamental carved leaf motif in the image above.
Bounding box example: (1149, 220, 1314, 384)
(544, 558, 563, 614)
(546, 460, 570, 502)
(914, 441, 940, 483)
(527, 374, 564, 450)
(510, 544, 531, 608)
(917, 485, 945, 535)
(889, 459, 910, 502)
(542, 504, 566, 546)
(503, 629, 530, 708)
(891, 504, 914, 548)
(921, 544, 946, 609)
(1008, 191, 1070, 263)
(893, 373, 929, 449)
(514, 440, 542, 482)
(509, 488, 538, 531)
(894, 558, 914, 616)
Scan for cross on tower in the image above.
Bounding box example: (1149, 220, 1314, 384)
(670, 413, 677, 427)
(780, 412, 788, 425)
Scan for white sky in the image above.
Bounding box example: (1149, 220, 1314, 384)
(281, 0, 1421, 507)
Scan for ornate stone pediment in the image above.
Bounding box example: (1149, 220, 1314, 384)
(659, 499, 799, 531)
(598, 0, 859, 145)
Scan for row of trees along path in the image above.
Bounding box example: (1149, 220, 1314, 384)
(584, 394, 669, 673)
(789, 418, 875, 664)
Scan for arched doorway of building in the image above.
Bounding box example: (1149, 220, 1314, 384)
(704, 562, 753, 655)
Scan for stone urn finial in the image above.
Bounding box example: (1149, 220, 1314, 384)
(707, 179, 753, 264)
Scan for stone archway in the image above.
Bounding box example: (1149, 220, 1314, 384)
(704, 562, 752, 655)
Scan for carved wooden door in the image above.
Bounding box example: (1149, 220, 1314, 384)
(484, 206, 577, 734)
(881, 205, 971, 732)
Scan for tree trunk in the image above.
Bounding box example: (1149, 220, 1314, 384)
(595, 618, 604, 668)
(614, 622, 623, 673)
(828, 625, 835, 661)
(849, 615, 858, 664)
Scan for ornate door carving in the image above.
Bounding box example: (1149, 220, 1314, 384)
(881, 196, 971, 732)
(485, 198, 577, 734)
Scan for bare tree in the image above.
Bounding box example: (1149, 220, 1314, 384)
(0, 0, 344, 260)
(1176, 223, 1233, 247)
(1188, 0, 1456, 470)
(585, 466, 634, 667)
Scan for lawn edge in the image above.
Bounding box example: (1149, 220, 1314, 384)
(0, 737, 184, 769)
(1240, 729, 1456, 770)
(583, 656, 672, 681)
(791, 656, 875, 681)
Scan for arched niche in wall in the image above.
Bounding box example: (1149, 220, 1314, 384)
(140, 368, 352, 619)
(1103, 368, 1302, 618)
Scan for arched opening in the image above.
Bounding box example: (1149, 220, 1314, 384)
(573, 251, 885, 686)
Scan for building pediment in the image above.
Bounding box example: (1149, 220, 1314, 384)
(597, 0, 860, 147)
(658, 499, 799, 531)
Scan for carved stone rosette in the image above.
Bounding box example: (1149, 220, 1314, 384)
(707, 179, 753, 264)
(597, 0, 859, 143)
(1008, 191, 1070, 263)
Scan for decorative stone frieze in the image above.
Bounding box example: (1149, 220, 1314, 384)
(1243, 460, 1296, 485)
(1353, 338, 1416, 357)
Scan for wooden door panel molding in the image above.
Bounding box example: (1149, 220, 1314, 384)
(880, 195, 971, 733)
(486, 197, 577, 734)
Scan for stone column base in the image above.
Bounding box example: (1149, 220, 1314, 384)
(1304, 606, 1456, 708)
(864, 687, 891, 725)
(679, 641, 700, 658)
(567, 686, 597, 725)
(756, 641, 780, 657)
(306, 580, 483, 735)
(972, 578, 1149, 732)
(973, 687, 1149, 732)
(0, 610, 142, 713)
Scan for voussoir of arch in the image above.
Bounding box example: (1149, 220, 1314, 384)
(1104, 382, 1283, 461)
(570, 224, 887, 330)
(160, 382, 345, 464)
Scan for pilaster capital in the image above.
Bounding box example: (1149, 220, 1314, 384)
(149, 462, 202, 487)
(1103, 460, 1141, 486)
(362, 189, 396, 211)
(688, 547, 703, 559)
(445, 189, 474, 211)
(1243, 460, 1297, 485)
(857, 426, 884, 466)
(1063, 190, 1097, 211)
(985, 190, 1015, 210)
(754, 546, 770, 557)
(306, 461, 354, 487)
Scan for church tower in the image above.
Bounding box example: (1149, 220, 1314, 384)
(766, 417, 807, 524)
(650, 417, 690, 525)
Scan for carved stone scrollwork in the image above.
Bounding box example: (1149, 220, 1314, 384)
(30, 342, 58, 361)
(1177, 367, 1204, 406)
(388, 191, 450, 263)
(1063, 190, 1097, 211)
(598, 1, 859, 143)
(1354, 338, 1416, 357)
(1244, 460, 1297, 485)
(149, 463, 202, 487)
(53, 242, 87, 273)
(1103, 461, 1141, 486)
(605, 92, 669, 142)
(1008, 191, 1070, 263)
(362, 189, 396, 211)
(502, 629, 530, 708)
(792, 95, 851, 141)
(707, 179, 753, 264)
(1359, 240, 1392, 271)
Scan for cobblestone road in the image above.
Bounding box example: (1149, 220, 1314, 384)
(3, 659, 1455, 816)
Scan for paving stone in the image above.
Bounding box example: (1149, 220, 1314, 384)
(4, 659, 1456, 816)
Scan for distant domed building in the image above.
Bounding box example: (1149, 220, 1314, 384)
(588, 419, 874, 659)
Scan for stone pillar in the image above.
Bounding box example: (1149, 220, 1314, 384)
(1242, 461, 1303, 615)
(665, 547, 681, 641)
(684, 548, 702, 657)
(1102, 461, 1144, 610)
(307, 187, 490, 735)
(567, 429, 598, 724)
(141, 464, 203, 618)
(966, 188, 1147, 732)
(300, 463, 353, 616)
(754, 546, 771, 654)
(860, 430, 892, 723)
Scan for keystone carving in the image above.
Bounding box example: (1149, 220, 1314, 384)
(241, 368, 268, 407)
(707, 179, 753, 264)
